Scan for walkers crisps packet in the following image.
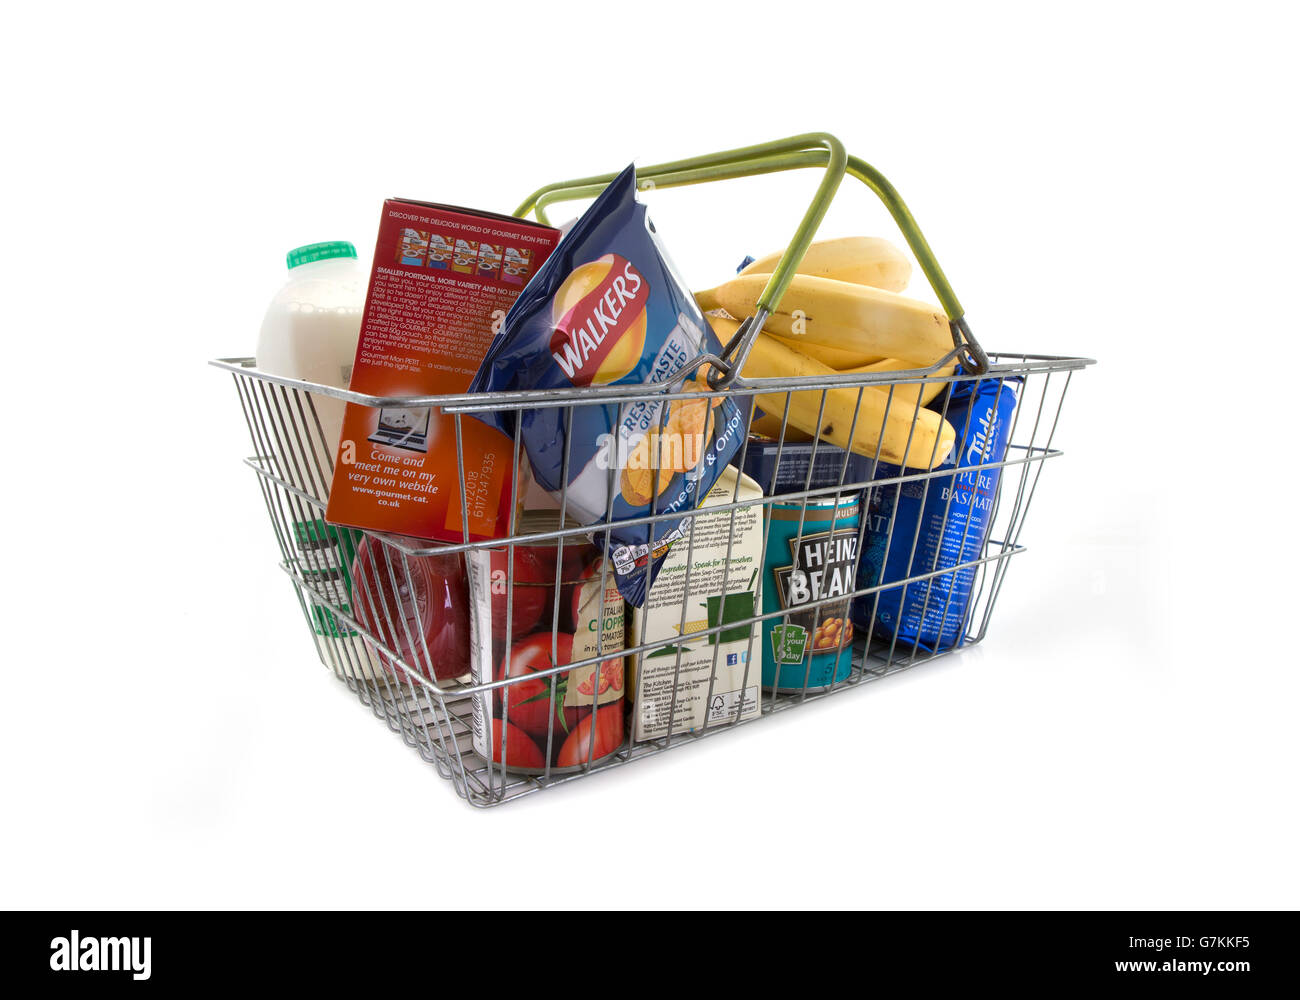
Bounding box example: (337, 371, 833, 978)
(469, 165, 751, 606)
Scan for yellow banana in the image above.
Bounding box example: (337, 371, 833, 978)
(770, 344, 953, 405)
(696, 235, 910, 313)
(703, 311, 742, 340)
(712, 273, 953, 366)
(707, 312, 885, 370)
(771, 335, 884, 370)
(710, 312, 948, 378)
(694, 287, 724, 313)
(841, 357, 957, 408)
(704, 314, 809, 441)
(739, 236, 912, 291)
(749, 411, 815, 442)
(740, 334, 956, 470)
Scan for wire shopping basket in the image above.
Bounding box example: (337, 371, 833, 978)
(212, 134, 1093, 807)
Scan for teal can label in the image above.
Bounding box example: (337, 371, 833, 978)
(762, 498, 860, 692)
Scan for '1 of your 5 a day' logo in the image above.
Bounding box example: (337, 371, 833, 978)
(770, 623, 809, 665)
(50, 930, 151, 981)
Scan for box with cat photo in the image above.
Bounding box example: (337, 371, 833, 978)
(324, 199, 561, 543)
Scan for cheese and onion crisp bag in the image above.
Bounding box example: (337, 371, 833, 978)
(469, 165, 750, 606)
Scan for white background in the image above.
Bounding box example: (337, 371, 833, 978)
(2, 1, 1296, 909)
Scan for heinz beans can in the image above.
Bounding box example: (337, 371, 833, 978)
(466, 512, 626, 773)
(762, 497, 861, 693)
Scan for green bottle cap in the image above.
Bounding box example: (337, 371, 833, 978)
(286, 241, 357, 269)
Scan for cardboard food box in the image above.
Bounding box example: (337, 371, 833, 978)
(738, 436, 875, 498)
(325, 200, 560, 543)
(628, 466, 764, 741)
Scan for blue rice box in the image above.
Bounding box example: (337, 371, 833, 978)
(853, 377, 1020, 652)
(738, 437, 874, 499)
(762, 496, 861, 692)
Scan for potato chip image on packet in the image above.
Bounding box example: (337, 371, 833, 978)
(468, 164, 751, 606)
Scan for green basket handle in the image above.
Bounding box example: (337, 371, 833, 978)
(514, 133, 988, 382)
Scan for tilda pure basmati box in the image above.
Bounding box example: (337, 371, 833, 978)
(628, 466, 764, 741)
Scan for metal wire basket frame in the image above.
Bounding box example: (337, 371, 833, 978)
(213, 134, 1093, 806)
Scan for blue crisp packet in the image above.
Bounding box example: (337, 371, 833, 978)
(853, 377, 1020, 651)
(469, 165, 750, 606)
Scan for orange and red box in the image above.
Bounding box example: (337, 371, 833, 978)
(326, 199, 560, 543)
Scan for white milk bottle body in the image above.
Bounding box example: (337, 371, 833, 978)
(255, 241, 365, 462)
(256, 241, 377, 676)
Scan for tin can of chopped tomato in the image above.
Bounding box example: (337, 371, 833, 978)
(762, 497, 861, 693)
(465, 512, 626, 773)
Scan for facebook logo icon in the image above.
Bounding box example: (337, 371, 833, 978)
(726, 653, 738, 666)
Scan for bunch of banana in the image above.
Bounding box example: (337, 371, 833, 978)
(696, 235, 953, 367)
(699, 237, 957, 467)
(741, 331, 955, 469)
(706, 313, 954, 469)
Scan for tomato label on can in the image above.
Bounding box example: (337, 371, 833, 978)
(466, 512, 626, 773)
(565, 565, 625, 710)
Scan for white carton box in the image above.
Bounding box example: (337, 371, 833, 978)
(629, 466, 764, 740)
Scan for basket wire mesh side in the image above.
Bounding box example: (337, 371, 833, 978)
(216, 352, 1088, 807)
